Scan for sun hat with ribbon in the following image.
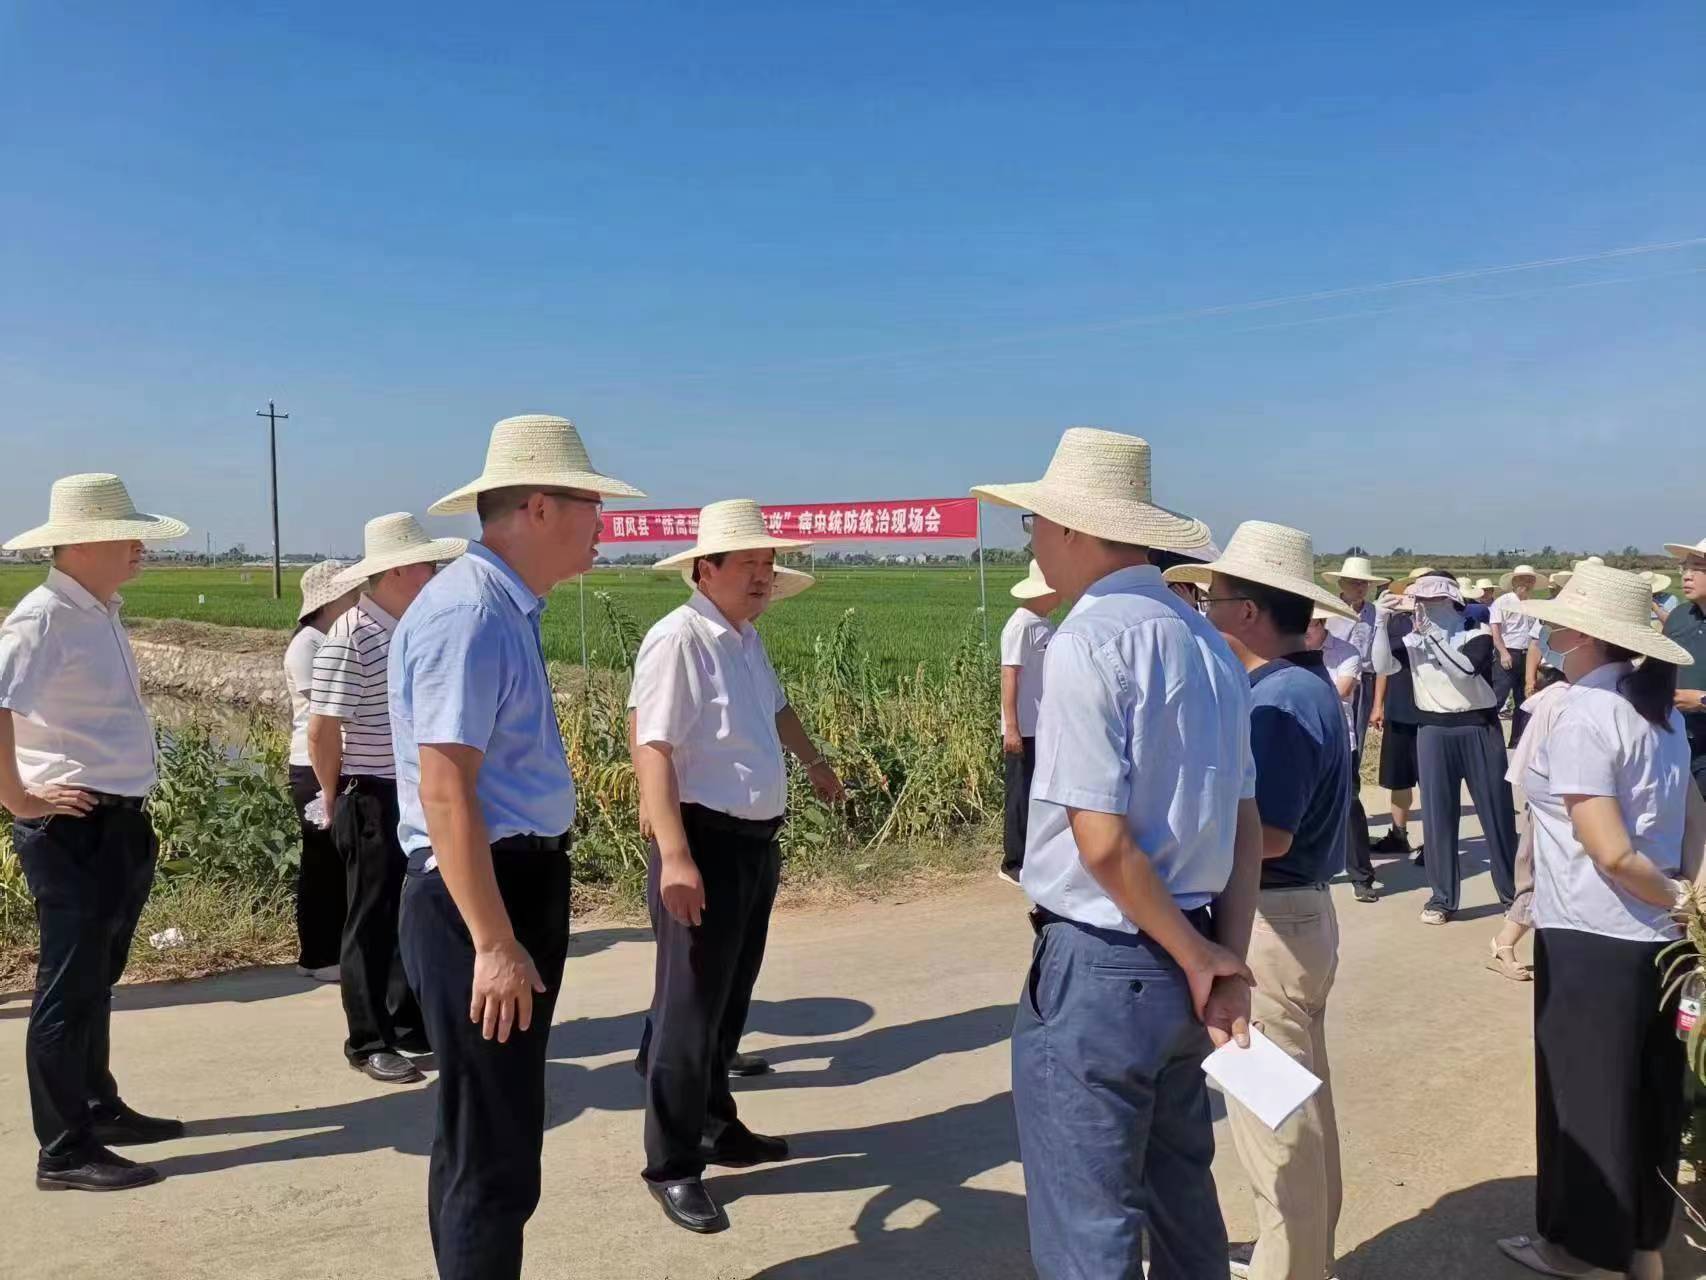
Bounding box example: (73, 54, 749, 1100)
(1162, 520, 1356, 619)
(1518, 561, 1693, 666)
(1664, 537, 1706, 563)
(4, 473, 188, 551)
(429, 414, 645, 516)
(1010, 559, 1058, 601)
(1640, 570, 1674, 596)
(331, 514, 467, 591)
(297, 559, 354, 622)
(652, 499, 811, 572)
(971, 428, 1210, 552)
(1322, 555, 1391, 588)
(677, 562, 814, 602)
(1498, 564, 1541, 591)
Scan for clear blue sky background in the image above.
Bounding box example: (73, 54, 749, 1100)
(2, 1, 1702, 558)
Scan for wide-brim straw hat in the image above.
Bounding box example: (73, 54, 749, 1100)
(429, 414, 645, 515)
(331, 513, 467, 591)
(1498, 564, 1541, 590)
(1549, 570, 1574, 590)
(1010, 559, 1057, 601)
(971, 427, 1210, 553)
(653, 499, 811, 571)
(1388, 565, 1437, 590)
(1322, 555, 1391, 587)
(1664, 538, 1706, 562)
(298, 559, 354, 621)
(1162, 520, 1356, 620)
(677, 562, 815, 602)
(1519, 562, 1693, 666)
(4, 472, 188, 551)
(1641, 570, 1674, 595)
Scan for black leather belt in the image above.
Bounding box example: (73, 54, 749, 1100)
(681, 802, 784, 842)
(88, 792, 147, 812)
(1030, 903, 1213, 940)
(492, 832, 572, 855)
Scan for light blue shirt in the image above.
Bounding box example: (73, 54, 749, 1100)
(390, 541, 575, 861)
(1021, 564, 1257, 931)
(1325, 600, 1377, 673)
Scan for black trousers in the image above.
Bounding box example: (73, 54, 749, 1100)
(1417, 720, 1519, 913)
(1001, 737, 1037, 874)
(1490, 647, 1532, 746)
(289, 765, 346, 971)
(1534, 928, 1684, 1269)
(644, 803, 782, 1184)
(1345, 747, 1375, 889)
(400, 843, 571, 1280)
(14, 804, 157, 1165)
(332, 776, 421, 1059)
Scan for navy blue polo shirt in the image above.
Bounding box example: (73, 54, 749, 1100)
(1249, 651, 1353, 889)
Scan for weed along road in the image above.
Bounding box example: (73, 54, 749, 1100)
(4, 795, 1666, 1280)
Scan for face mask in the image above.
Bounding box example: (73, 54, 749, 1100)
(1421, 600, 1459, 629)
(1541, 626, 1582, 669)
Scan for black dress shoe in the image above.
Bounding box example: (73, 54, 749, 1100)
(1369, 829, 1412, 855)
(646, 1178, 729, 1234)
(37, 1146, 161, 1192)
(395, 1032, 433, 1057)
(727, 1051, 771, 1077)
(90, 1101, 185, 1146)
(350, 1051, 425, 1084)
(701, 1130, 790, 1168)
(1352, 883, 1380, 903)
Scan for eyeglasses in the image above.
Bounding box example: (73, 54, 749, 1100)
(1020, 513, 1035, 533)
(1201, 596, 1251, 607)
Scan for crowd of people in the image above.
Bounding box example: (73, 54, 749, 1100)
(1, 418, 1705, 1279)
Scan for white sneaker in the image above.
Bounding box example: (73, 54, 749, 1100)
(296, 964, 341, 982)
(996, 869, 1022, 887)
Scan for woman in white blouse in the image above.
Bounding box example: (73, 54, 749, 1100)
(283, 562, 358, 981)
(1495, 563, 1705, 1280)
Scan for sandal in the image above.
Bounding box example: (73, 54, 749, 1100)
(1486, 940, 1533, 982)
(1495, 1234, 1600, 1277)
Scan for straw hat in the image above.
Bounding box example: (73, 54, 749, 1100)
(297, 559, 354, 622)
(4, 473, 188, 551)
(1498, 564, 1540, 591)
(1322, 555, 1391, 587)
(1471, 578, 1498, 594)
(1548, 570, 1573, 590)
(1162, 521, 1356, 619)
(331, 514, 467, 591)
(429, 414, 645, 516)
(971, 427, 1210, 552)
(677, 562, 814, 602)
(1640, 570, 1674, 596)
(1664, 537, 1706, 562)
(1010, 559, 1057, 601)
(652, 499, 811, 571)
(1518, 562, 1693, 666)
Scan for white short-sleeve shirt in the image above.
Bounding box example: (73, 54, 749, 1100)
(283, 625, 326, 769)
(1526, 662, 1691, 942)
(1491, 592, 1543, 649)
(999, 606, 1054, 738)
(1021, 564, 1256, 930)
(1320, 632, 1362, 748)
(630, 590, 789, 821)
(0, 569, 157, 796)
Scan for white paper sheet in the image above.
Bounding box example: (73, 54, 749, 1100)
(1201, 1026, 1322, 1131)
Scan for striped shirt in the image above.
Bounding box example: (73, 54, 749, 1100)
(308, 595, 399, 779)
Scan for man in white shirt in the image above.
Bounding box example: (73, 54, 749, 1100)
(1491, 566, 1543, 746)
(309, 513, 465, 1085)
(630, 500, 844, 1235)
(1311, 607, 1378, 903)
(999, 560, 1060, 884)
(974, 429, 1264, 1280)
(1321, 555, 1386, 756)
(0, 474, 187, 1193)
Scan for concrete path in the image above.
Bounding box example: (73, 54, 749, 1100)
(1, 794, 1697, 1278)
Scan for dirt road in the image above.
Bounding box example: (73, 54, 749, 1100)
(2, 795, 1697, 1278)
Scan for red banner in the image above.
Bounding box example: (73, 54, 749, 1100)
(598, 497, 979, 543)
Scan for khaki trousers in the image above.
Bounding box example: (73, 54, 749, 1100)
(1227, 884, 1342, 1280)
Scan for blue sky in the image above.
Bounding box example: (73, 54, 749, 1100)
(2, 1, 1702, 557)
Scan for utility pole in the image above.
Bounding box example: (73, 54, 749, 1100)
(256, 400, 288, 599)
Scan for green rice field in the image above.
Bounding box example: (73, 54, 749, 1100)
(0, 563, 1022, 682)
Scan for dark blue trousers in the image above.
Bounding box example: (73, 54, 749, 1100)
(14, 805, 157, 1165)
(1012, 914, 1227, 1279)
(400, 846, 570, 1280)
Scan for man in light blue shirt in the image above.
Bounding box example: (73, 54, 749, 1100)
(391, 414, 643, 1280)
(975, 428, 1264, 1280)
